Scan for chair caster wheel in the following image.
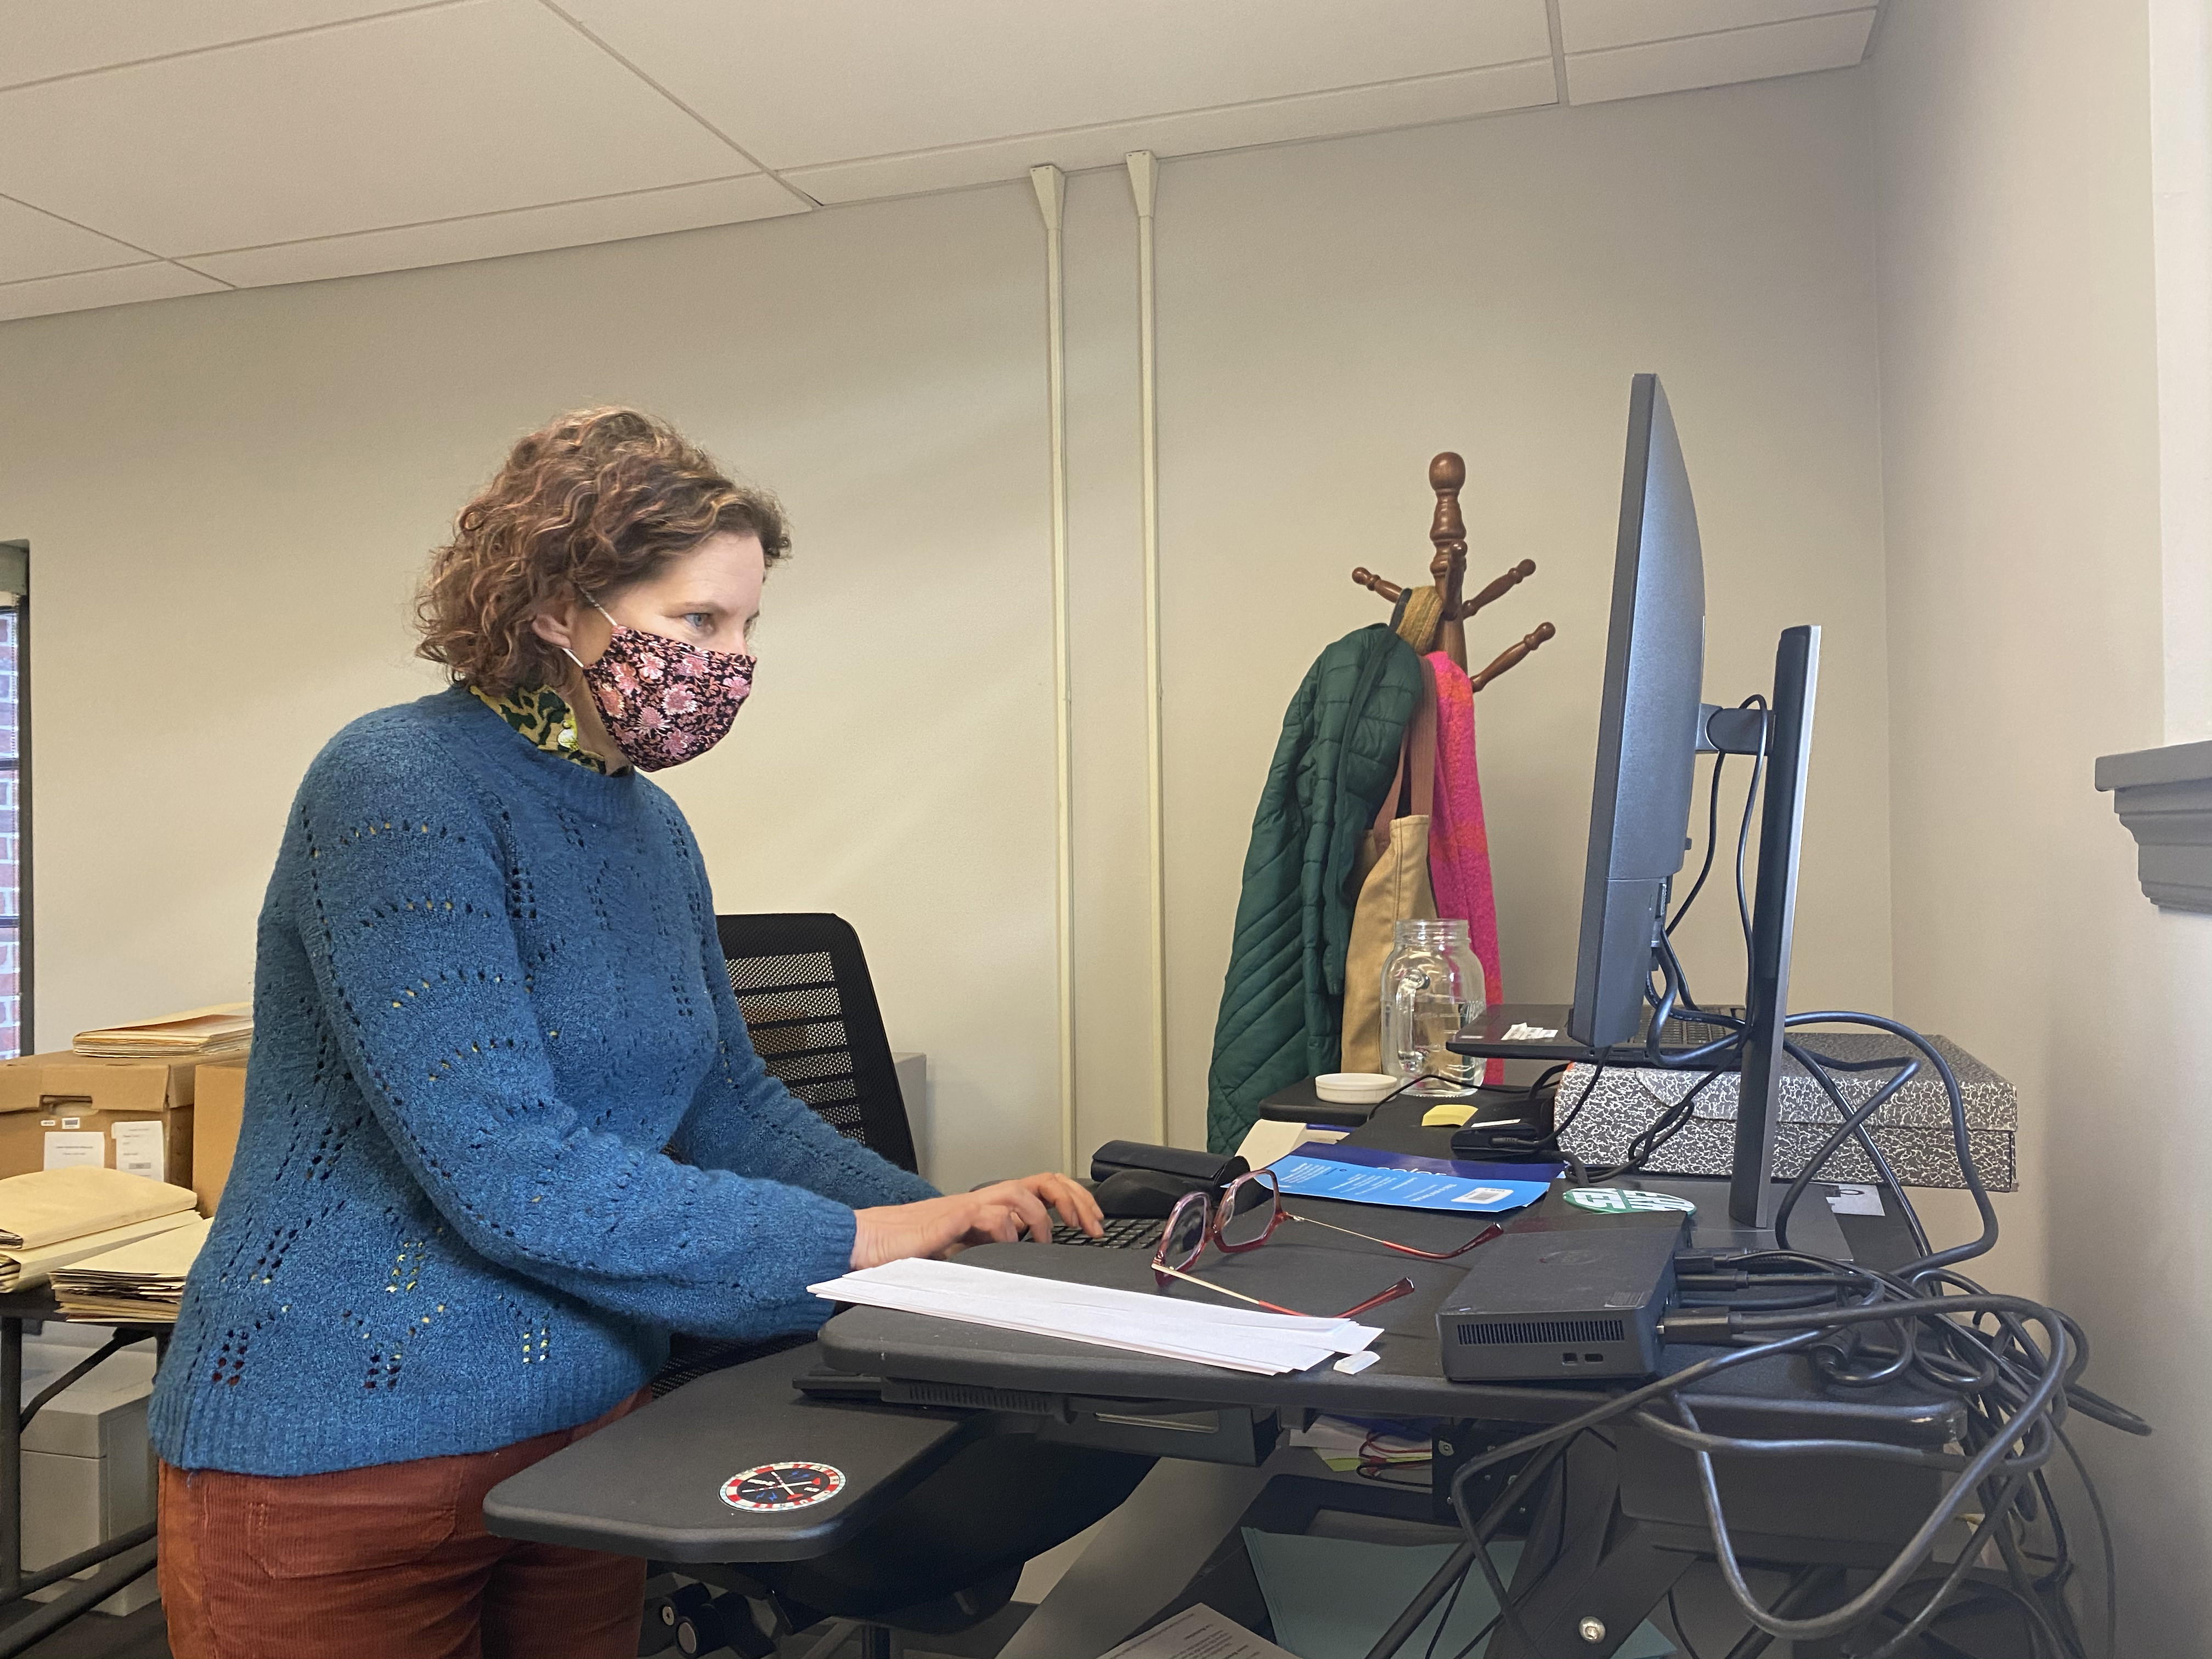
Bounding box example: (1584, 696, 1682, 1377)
(643, 1582, 710, 1655)
(676, 1590, 773, 1658)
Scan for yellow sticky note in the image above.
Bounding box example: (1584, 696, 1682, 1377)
(1421, 1104, 1476, 1127)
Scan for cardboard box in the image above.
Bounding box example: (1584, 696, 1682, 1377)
(192, 1057, 246, 1217)
(0, 1053, 195, 1188)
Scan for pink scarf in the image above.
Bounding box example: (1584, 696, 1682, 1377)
(1425, 653, 1503, 1075)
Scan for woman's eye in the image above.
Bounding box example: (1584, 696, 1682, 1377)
(684, 612, 713, 631)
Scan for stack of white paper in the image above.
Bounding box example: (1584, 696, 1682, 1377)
(809, 1258, 1381, 1375)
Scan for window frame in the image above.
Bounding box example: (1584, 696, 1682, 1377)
(0, 540, 29, 1058)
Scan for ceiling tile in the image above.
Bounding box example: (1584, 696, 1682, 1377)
(0, 1, 435, 91)
(185, 174, 809, 289)
(1559, 0, 1871, 55)
(0, 195, 148, 284)
(785, 58, 1558, 205)
(0, 262, 226, 325)
(1565, 9, 1873, 105)
(0, 0, 749, 256)
(556, 0, 1553, 172)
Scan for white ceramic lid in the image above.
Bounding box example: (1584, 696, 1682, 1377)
(1313, 1072, 1398, 1104)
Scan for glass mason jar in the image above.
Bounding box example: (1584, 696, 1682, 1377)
(1380, 918, 1488, 1098)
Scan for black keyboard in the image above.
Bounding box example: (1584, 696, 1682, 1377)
(1050, 1216, 1165, 1250)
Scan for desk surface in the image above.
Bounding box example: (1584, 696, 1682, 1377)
(819, 1102, 1963, 1446)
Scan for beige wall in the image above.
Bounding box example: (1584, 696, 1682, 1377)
(0, 70, 1891, 1191)
(1072, 72, 1894, 1147)
(1876, 0, 2212, 1643)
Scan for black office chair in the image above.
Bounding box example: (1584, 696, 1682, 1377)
(714, 912, 919, 1173)
(656, 914, 922, 1401)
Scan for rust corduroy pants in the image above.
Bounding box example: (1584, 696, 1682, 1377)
(158, 1391, 650, 1659)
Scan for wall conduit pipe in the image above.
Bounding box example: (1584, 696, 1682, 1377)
(1029, 163, 1078, 1174)
(1125, 150, 1169, 1146)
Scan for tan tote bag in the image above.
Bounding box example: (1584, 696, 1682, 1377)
(1340, 659, 1440, 1074)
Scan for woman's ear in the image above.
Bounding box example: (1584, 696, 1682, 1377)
(531, 600, 583, 653)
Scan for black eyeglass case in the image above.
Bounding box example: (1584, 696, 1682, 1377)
(1088, 1141, 1248, 1190)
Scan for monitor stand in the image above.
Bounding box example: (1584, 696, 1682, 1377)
(1502, 1171, 1853, 1260)
(1447, 1003, 1745, 1065)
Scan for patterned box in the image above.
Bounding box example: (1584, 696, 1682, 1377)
(1555, 1033, 2016, 1192)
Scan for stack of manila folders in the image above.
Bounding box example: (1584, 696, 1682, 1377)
(810, 1258, 1383, 1375)
(73, 1001, 252, 1059)
(0, 1166, 209, 1321)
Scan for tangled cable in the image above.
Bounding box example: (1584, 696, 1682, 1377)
(1398, 1006, 2152, 1659)
(1370, 710, 2148, 1655)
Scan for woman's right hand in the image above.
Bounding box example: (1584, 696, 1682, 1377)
(851, 1176, 1094, 1269)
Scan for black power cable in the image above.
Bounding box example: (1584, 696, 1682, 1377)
(1431, 995, 2148, 1656)
(2056, 1424, 2120, 1658)
(1666, 749, 1730, 939)
(1729, 696, 1769, 949)
(1584, 1068, 1723, 1182)
(1771, 1047, 1923, 1256)
(1665, 1583, 1707, 1659)
(1667, 696, 1768, 945)
(1511, 706, 2140, 1651)
(1781, 1012, 1996, 1276)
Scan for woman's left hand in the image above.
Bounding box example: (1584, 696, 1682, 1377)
(851, 1172, 1104, 1268)
(992, 1171, 1103, 1241)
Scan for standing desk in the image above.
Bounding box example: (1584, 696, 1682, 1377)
(0, 1290, 166, 1658)
(488, 1104, 1959, 1658)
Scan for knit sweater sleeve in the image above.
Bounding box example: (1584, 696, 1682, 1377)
(284, 740, 858, 1340)
(664, 816, 939, 1209)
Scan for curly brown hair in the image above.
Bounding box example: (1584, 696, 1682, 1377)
(415, 408, 788, 695)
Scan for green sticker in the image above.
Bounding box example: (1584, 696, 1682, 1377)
(1562, 1187, 1698, 1215)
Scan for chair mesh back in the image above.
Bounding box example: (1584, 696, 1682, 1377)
(716, 913, 919, 1173)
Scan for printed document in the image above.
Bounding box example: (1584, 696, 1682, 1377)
(811, 1258, 1381, 1375)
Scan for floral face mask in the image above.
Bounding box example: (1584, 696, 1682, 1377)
(565, 602, 754, 772)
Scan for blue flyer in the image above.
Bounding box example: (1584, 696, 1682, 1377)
(1291, 1143, 1566, 1182)
(1272, 1145, 1553, 1214)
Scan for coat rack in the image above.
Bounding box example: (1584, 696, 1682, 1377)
(1351, 453, 1555, 689)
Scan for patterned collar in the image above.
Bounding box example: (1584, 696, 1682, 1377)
(469, 682, 609, 774)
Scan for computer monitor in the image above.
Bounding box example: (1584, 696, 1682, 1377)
(1449, 373, 1820, 1228)
(1570, 375, 1706, 1051)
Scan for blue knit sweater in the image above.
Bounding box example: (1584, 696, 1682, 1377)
(149, 687, 937, 1476)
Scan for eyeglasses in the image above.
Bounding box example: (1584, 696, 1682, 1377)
(1151, 1168, 1504, 1321)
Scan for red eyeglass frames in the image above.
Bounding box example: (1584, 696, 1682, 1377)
(1151, 1167, 1504, 1321)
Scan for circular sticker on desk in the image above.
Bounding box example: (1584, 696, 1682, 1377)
(720, 1461, 846, 1511)
(1562, 1187, 1697, 1215)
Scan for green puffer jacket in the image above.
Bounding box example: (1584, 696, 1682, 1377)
(1205, 625, 1425, 1153)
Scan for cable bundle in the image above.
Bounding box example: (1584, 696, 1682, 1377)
(1364, 724, 2150, 1658)
(1370, 1022, 2148, 1657)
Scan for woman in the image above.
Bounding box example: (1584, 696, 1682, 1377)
(149, 408, 1100, 1659)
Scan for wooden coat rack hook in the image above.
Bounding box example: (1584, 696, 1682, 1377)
(1351, 452, 1555, 687)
